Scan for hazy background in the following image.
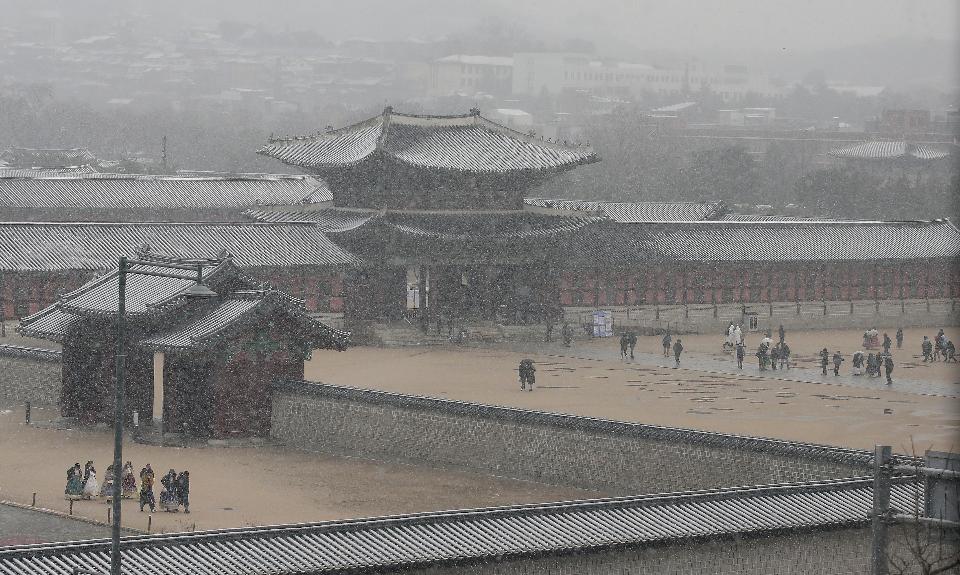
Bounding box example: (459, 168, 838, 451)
(0, 0, 957, 218)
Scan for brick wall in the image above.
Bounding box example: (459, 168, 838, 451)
(0, 345, 62, 406)
(407, 527, 874, 575)
(271, 382, 873, 494)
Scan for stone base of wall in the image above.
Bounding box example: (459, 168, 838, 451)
(272, 382, 874, 494)
(0, 345, 62, 406)
(563, 298, 960, 335)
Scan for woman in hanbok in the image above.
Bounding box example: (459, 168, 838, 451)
(121, 462, 137, 499)
(82, 467, 100, 500)
(65, 463, 83, 499)
(100, 464, 115, 499)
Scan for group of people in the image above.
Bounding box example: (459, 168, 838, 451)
(728, 323, 790, 372)
(518, 359, 536, 391)
(619, 332, 638, 359)
(65, 460, 190, 513)
(922, 329, 956, 362)
(138, 464, 191, 513)
(65, 460, 138, 501)
(822, 348, 894, 384)
(661, 333, 684, 366)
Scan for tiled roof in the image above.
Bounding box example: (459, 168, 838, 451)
(0, 147, 98, 168)
(0, 174, 328, 209)
(381, 211, 598, 240)
(0, 477, 917, 575)
(14, 308, 80, 342)
(0, 165, 98, 178)
(586, 219, 960, 262)
(243, 208, 376, 232)
(139, 290, 349, 352)
(53, 258, 242, 318)
(526, 198, 727, 222)
(0, 222, 360, 271)
(244, 209, 598, 239)
(258, 109, 597, 173)
(829, 141, 953, 160)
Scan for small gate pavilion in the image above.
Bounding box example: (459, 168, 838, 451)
(18, 251, 348, 438)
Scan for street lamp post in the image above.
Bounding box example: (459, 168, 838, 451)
(110, 256, 217, 575)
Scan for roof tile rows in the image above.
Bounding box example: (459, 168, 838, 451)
(0, 477, 917, 575)
(591, 220, 960, 262)
(0, 174, 329, 209)
(829, 141, 953, 160)
(258, 109, 597, 173)
(525, 198, 727, 222)
(139, 290, 349, 351)
(0, 222, 360, 272)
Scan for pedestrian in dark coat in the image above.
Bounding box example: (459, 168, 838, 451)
(779, 343, 791, 370)
(820, 348, 829, 375)
(882, 333, 891, 354)
(619, 333, 629, 359)
(778, 324, 785, 344)
(672, 339, 683, 367)
(177, 471, 190, 514)
(735, 343, 745, 369)
(138, 464, 155, 512)
(832, 351, 843, 376)
(883, 354, 894, 384)
(922, 337, 933, 362)
(627, 332, 637, 359)
(895, 328, 903, 349)
(770, 345, 780, 370)
(662, 333, 672, 357)
(518, 359, 536, 391)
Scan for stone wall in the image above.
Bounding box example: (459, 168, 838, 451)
(407, 527, 874, 575)
(563, 298, 960, 335)
(0, 345, 61, 406)
(271, 382, 875, 494)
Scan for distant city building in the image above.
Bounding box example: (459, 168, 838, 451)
(511, 53, 785, 102)
(429, 55, 514, 96)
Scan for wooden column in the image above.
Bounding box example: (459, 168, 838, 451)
(152, 352, 164, 427)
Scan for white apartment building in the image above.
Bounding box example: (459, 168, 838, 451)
(512, 53, 785, 102)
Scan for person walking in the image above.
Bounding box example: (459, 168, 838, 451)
(778, 324, 785, 344)
(672, 338, 683, 367)
(832, 350, 843, 376)
(922, 336, 933, 362)
(177, 470, 190, 514)
(138, 463, 155, 512)
(882, 333, 892, 354)
(518, 359, 536, 391)
(895, 327, 903, 349)
(756, 343, 768, 371)
(945, 340, 957, 362)
(662, 332, 672, 357)
(627, 331, 637, 359)
(770, 344, 780, 371)
(735, 342, 745, 369)
(820, 348, 830, 375)
(544, 320, 553, 343)
(619, 333, 629, 359)
(561, 322, 572, 347)
(779, 342, 791, 370)
(883, 354, 894, 385)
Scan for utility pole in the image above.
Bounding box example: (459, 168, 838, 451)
(872, 444, 892, 575)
